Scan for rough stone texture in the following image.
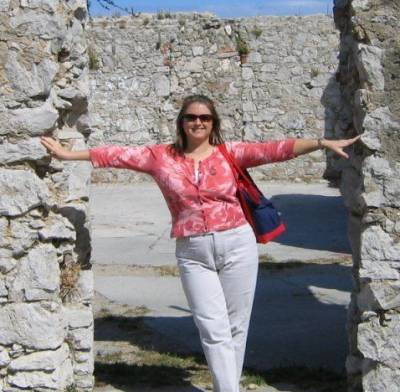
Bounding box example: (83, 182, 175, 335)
(9, 344, 69, 371)
(87, 13, 340, 183)
(0, 303, 66, 349)
(0, 138, 48, 164)
(7, 244, 60, 302)
(332, 0, 400, 390)
(0, 0, 93, 390)
(0, 169, 50, 217)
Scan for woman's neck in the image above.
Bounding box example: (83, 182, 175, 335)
(184, 140, 213, 155)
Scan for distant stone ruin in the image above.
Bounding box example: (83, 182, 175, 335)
(87, 12, 341, 183)
(0, 0, 398, 391)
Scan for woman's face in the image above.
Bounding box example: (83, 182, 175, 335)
(182, 102, 214, 147)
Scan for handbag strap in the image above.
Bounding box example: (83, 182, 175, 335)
(217, 144, 261, 198)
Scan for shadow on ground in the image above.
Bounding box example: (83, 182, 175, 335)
(269, 194, 351, 253)
(94, 262, 351, 392)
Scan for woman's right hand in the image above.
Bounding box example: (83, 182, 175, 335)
(40, 136, 72, 160)
(40, 137, 91, 161)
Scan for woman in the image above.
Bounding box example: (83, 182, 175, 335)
(41, 94, 359, 392)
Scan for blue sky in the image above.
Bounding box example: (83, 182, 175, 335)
(90, 0, 334, 18)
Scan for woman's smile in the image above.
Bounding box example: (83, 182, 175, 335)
(183, 102, 214, 146)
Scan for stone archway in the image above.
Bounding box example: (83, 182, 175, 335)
(0, 1, 399, 391)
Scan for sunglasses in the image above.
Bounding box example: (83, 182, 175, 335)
(183, 114, 213, 123)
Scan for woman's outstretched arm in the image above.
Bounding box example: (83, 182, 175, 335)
(293, 136, 360, 159)
(40, 136, 90, 161)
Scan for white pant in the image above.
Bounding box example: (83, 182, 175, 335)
(175, 223, 259, 392)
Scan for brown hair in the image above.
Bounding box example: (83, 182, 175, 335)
(171, 95, 224, 154)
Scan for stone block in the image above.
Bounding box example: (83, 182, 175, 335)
(0, 279, 7, 297)
(67, 326, 93, 351)
(192, 46, 204, 56)
(7, 244, 60, 302)
(359, 259, 400, 280)
(0, 138, 48, 165)
(8, 356, 73, 390)
(0, 347, 10, 368)
(8, 100, 59, 136)
(153, 75, 170, 97)
(356, 44, 384, 91)
(0, 303, 66, 349)
(242, 101, 256, 113)
(5, 52, 59, 99)
(9, 343, 69, 371)
(186, 57, 203, 73)
(77, 270, 94, 303)
(0, 249, 16, 274)
(10, 217, 38, 252)
(50, 155, 91, 204)
(0, 169, 50, 217)
(358, 314, 400, 368)
(358, 281, 400, 311)
(278, 112, 305, 131)
(75, 374, 94, 389)
(64, 304, 93, 329)
(248, 52, 262, 63)
(38, 212, 76, 241)
(352, 0, 371, 12)
(242, 67, 254, 80)
(73, 348, 94, 376)
(384, 178, 400, 208)
(362, 363, 400, 392)
(0, 0, 10, 12)
(360, 225, 400, 262)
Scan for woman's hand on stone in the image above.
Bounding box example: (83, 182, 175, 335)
(322, 135, 360, 159)
(40, 136, 71, 160)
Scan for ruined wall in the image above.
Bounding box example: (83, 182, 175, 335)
(0, 1, 94, 390)
(87, 13, 340, 183)
(333, 0, 400, 391)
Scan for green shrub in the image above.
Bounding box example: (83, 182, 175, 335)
(88, 46, 100, 70)
(311, 67, 319, 78)
(252, 25, 262, 38)
(236, 36, 250, 56)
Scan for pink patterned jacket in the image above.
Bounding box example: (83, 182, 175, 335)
(89, 140, 296, 238)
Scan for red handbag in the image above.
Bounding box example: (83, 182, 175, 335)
(218, 144, 286, 244)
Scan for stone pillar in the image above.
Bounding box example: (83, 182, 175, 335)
(0, 1, 94, 391)
(333, 1, 400, 391)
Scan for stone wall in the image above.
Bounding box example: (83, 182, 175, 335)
(87, 13, 341, 183)
(333, 0, 400, 391)
(0, 1, 94, 391)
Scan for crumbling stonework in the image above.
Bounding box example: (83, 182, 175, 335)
(0, 1, 93, 391)
(1, 1, 399, 390)
(87, 13, 341, 183)
(333, 0, 400, 391)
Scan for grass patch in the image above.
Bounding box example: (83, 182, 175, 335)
(88, 46, 100, 70)
(252, 25, 263, 38)
(311, 67, 320, 78)
(94, 310, 347, 391)
(251, 366, 347, 392)
(236, 35, 250, 56)
(259, 254, 352, 271)
(241, 370, 266, 387)
(154, 265, 180, 277)
(95, 350, 210, 388)
(60, 260, 81, 302)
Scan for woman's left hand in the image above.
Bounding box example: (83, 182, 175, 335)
(322, 136, 361, 159)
